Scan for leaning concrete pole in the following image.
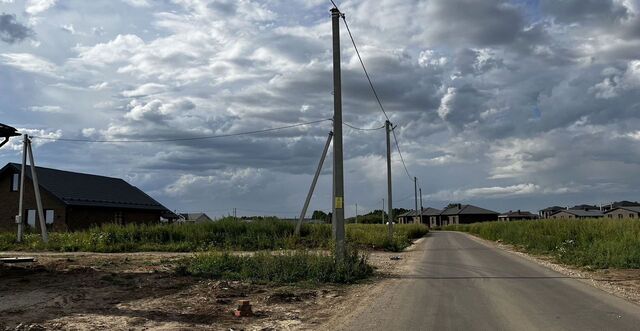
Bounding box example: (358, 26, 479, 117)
(386, 120, 393, 240)
(16, 134, 28, 242)
(295, 132, 333, 236)
(26, 137, 48, 243)
(419, 188, 424, 225)
(331, 7, 346, 259)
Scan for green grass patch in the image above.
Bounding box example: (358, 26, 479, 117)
(445, 219, 640, 269)
(0, 219, 428, 253)
(178, 249, 373, 284)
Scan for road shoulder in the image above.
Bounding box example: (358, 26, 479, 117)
(455, 231, 640, 306)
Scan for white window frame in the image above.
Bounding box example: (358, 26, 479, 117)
(11, 173, 19, 192)
(45, 210, 55, 224)
(26, 209, 36, 228)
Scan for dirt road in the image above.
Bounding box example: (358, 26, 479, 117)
(331, 231, 640, 331)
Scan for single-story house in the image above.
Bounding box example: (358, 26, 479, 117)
(604, 206, 640, 219)
(397, 210, 420, 224)
(539, 206, 565, 219)
(498, 210, 539, 222)
(179, 213, 214, 223)
(549, 209, 603, 220)
(439, 204, 499, 226)
(0, 163, 176, 232)
(422, 208, 442, 227)
(602, 201, 640, 212)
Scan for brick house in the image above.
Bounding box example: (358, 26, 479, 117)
(604, 207, 640, 220)
(439, 204, 499, 226)
(549, 209, 603, 220)
(0, 163, 175, 232)
(498, 210, 539, 222)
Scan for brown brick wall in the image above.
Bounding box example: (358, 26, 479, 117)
(605, 209, 639, 219)
(0, 171, 67, 232)
(66, 207, 162, 231)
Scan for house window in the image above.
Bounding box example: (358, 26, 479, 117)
(45, 210, 55, 224)
(618, 214, 623, 219)
(11, 173, 19, 192)
(607, 214, 613, 218)
(629, 214, 635, 219)
(114, 211, 123, 224)
(26, 209, 36, 228)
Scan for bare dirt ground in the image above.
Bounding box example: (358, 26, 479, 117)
(0, 245, 420, 331)
(463, 233, 640, 306)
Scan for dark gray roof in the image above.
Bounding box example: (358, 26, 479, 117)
(540, 206, 564, 212)
(398, 210, 419, 217)
(0, 123, 19, 137)
(2, 163, 169, 211)
(570, 204, 600, 211)
(421, 207, 442, 216)
(552, 209, 603, 217)
(499, 210, 538, 217)
(606, 206, 640, 214)
(441, 204, 499, 216)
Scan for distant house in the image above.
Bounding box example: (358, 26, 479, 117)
(498, 210, 539, 222)
(0, 163, 176, 232)
(539, 206, 565, 219)
(604, 207, 640, 219)
(439, 204, 499, 226)
(397, 210, 419, 224)
(179, 213, 214, 223)
(602, 201, 640, 212)
(549, 209, 603, 219)
(422, 208, 442, 227)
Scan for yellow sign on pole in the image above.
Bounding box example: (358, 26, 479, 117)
(335, 196, 344, 209)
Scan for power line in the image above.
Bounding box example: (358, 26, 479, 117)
(340, 12, 390, 122)
(392, 127, 413, 180)
(343, 122, 385, 131)
(332, 2, 414, 181)
(27, 119, 332, 143)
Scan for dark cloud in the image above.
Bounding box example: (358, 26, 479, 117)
(540, 0, 629, 25)
(0, 13, 34, 44)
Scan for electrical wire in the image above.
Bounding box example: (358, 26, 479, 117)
(343, 122, 385, 131)
(331, 1, 414, 182)
(28, 119, 332, 143)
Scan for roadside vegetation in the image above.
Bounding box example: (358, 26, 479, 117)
(179, 248, 373, 283)
(0, 218, 427, 253)
(445, 219, 640, 269)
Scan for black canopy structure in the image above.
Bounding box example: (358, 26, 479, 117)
(0, 123, 20, 148)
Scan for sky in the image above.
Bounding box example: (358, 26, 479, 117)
(1, 0, 639, 218)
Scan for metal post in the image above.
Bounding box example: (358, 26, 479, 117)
(419, 188, 424, 225)
(385, 120, 393, 240)
(26, 138, 48, 243)
(331, 7, 346, 259)
(414, 177, 418, 224)
(16, 134, 28, 242)
(295, 132, 333, 235)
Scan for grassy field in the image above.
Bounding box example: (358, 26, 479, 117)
(445, 219, 640, 269)
(179, 248, 373, 284)
(0, 219, 428, 253)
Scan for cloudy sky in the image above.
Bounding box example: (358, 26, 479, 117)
(1, 0, 639, 217)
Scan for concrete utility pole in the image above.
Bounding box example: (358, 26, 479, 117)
(295, 132, 333, 236)
(16, 135, 48, 243)
(414, 177, 418, 224)
(331, 7, 346, 259)
(16, 134, 27, 242)
(419, 188, 424, 225)
(382, 198, 385, 224)
(385, 120, 393, 240)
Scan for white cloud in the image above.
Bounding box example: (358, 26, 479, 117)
(30, 105, 63, 113)
(25, 0, 57, 15)
(0, 53, 57, 77)
(121, 83, 167, 97)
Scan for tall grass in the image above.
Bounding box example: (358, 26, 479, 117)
(179, 248, 373, 284)
(446, 219, 640, 269)
(0, 219, 428, 253)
